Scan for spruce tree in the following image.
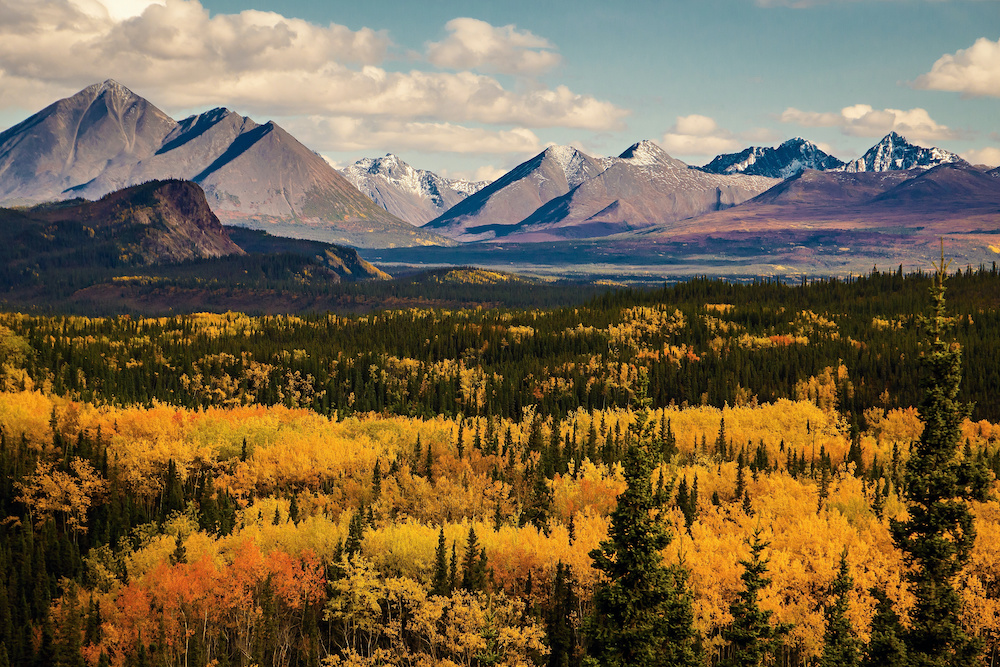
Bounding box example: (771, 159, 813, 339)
(890, 254, 990, 667)
(820, 550, 859, 667)
(722, 528, 791, 667)
(461, 526, 487, 592)
(585, 372, 698, 667)
(862, 588, 907, 667)
(431, 527, 449, 596)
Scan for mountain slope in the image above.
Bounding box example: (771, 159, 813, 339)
(841, 132, 965, 173)
(701, 138, 844, 179)
(0, 80, 176, 204)
(746, 169, 913, 207)
(0, 179, 243, 275)
(342, 154, 487, 226)
(868, 162, 1000, 209)
(0, 81, 450, 248)
(499, 141, 779, 240)
(422, 145, 607, 241)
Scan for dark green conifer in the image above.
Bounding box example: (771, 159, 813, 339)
(820, 550, 860, 667)
(862, 588, 907, 667)
(586, 438, 698, 665)
(431, 527, 449, 596)
(722, 528, 791, 667)
(461, 526, 487, 592)
(890, 253, 991, 667)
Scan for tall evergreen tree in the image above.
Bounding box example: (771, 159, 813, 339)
(862, 588, 907, 667)
(460, 526, 487, 592)
(890, 253, 991, 667)
(585, 371, 698, 667)
(722, 528, 791, 667)
(431, 527, 449, 596)
(820, 550, 859, 667)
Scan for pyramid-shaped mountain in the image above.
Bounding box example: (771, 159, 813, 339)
(422, 145, 607, 241)
(0, 81, 448, 248)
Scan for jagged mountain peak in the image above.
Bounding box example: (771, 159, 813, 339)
(701, 138, 844, 179)
(538, 144, 599, 187)
(841, 132, 965, 173)
(342, 154, 488, 226)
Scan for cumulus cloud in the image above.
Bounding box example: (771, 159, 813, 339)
(914, 37, 1000, 97)
(426, 18, 561, 75)
(962, 147, 1000, 167)
(440, 164, 508, 183)
(289, 116, 542, 155)
(0, 0, 625, 133)
(780, 104, 958, 141)
(660, 114, 776, 156)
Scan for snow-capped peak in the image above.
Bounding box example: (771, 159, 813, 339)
(342, 154, 489, 225)
(84, 79, 138, 106)
(618, 140, 686, 169)
(542, 145, 596, 187)
(700, 138, 843, 179)
(840, 133, 965, 173)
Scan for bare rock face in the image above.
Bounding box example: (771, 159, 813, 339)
(0, 80, 176, 204)
(490, 141, 779, 241)
(342, 154, 488, 226)
(701, 138, 844, 179)
(423, 145, 607, 241)
(0, 82, 448, 248)
(840, 132, 965, 173)
(36, 179, 245, 264)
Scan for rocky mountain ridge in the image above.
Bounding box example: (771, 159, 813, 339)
(840, 131, 965, 173)
(423, 141, 778, 241)
(701, 133, 966, 179)
(341, 154, 488, 226)
(701, 138, 844, 179)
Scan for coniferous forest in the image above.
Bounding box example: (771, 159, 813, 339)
(0, 265, 998, 666)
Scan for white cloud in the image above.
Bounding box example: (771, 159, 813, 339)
(70, 0, 164, 20)
(440, 164, 508, 183)
(780, 104, 958, 141)
(426, 18, 561, 75)
(0, 0, 625, 131)
(469, 165, 507, 182)
(914, 37, 1000, 97)
(660, 114, 776, 156)
(962, 147, 1000, 167)
(289, 116, 542, 155)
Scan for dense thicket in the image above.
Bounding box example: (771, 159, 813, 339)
(0, 267, 998, 667)
(3, 266, 999, 421)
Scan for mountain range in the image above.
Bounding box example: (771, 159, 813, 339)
(422, 142, 780, 241)
(0, 81, 996, 275)
(700, 138, 845, 179)
(341, 154, 488, 227)
(0, 80, 447, 248)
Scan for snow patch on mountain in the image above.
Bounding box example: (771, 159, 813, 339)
(840, 132, 965, 173)
(342, 154, 489, 225)
(701, 138, 844, 179)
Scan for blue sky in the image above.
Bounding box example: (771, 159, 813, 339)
(1, 0, 997, 179)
